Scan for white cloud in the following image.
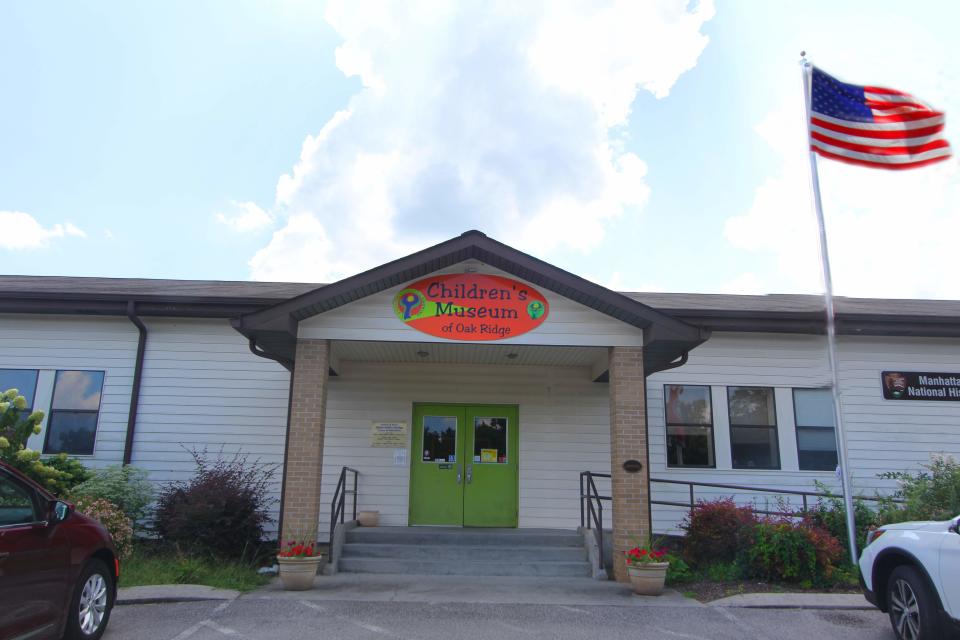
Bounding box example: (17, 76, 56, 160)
(725, 92, 960, 299)
(0, 211, 86, 250)
(248, 0, 714, 282)
(215, 201, 274, 232)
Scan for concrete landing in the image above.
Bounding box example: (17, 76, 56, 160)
(709, 592, 871, 610)
(118, 584, 239, 605)
(252, 573, 702, 607)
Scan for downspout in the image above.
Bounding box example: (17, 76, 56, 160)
(657, 351, 689, 372)
(123, 301, 147, 466)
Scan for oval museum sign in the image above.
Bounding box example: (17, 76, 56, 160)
(393, 274, 549, 341)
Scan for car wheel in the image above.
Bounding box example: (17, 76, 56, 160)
(886, 565, 942, 640)
(63, 559, 114, 640)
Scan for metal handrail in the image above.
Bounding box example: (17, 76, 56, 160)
(329, 467, 359, 555)
(579, 471, 609, 569)
(650, 477, 899, 517)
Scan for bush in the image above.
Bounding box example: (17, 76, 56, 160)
(877, 455, 960, 523)
(0, 389, 90, 496)
(154, 449, 277, 559)
(74, 497, 134, 558)
(664, 553, 694, 584)
(741, 519, 842, 586)
(680, 498, 758, 567)
(70, 465, 154, 526)
(808, 481, 878, 554)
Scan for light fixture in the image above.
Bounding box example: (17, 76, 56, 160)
(506, 353, 519, 360)
(464, 265, 478, 273)
(416, 350, 429, 358)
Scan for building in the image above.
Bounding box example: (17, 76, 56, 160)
(2, 230, 959, 582)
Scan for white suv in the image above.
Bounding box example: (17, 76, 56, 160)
(859, 515, 960, 640)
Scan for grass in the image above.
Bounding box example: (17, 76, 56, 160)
(120, 545, 271, 593)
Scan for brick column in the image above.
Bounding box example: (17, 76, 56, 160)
(279, 339, 330, 543)
(608, 346, 650, 582)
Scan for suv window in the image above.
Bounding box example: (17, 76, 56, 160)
(0, 472, 38, 526)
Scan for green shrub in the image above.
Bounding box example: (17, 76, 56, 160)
(808, 481, 878, 554)
(70, 465, 154, 525)
(741, 519, 842, 586)
(704, 561, 742, 582)
(680, 498, 757, 567)
(664, 553, 694, 584)
(877, 455, 960, 523)
(0, 389, 89, 496)
(74, 497, 134, 558)
(154, 449, 277, 559)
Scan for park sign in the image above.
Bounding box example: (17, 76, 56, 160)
(881, 371, 960, 401)
(393, 273, 549, 341)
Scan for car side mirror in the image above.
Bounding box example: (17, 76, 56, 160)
(49, 500, 71, 525)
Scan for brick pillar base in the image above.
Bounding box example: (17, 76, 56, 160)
(609, 346, 650, 582)
(279, 339, 330, 543)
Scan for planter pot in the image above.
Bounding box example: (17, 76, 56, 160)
(357, 510, 380, 527)
(277, 555, 324, 591)
(627, 562, 669, 596)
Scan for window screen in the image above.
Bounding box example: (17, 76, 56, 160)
(793, 388, 838, 471)
(664, 385, 714, 467)
(728, 386, 780, 469)
(43, 370, 105, 456)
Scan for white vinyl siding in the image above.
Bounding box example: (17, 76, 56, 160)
(131, 318, 290, 532)
(298, 263, 644, 347)
(0, 315, 138, 463)
(318, 360, 610, 533)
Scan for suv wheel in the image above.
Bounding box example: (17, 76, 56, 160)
(64, 559, 114, 640)
(886, 565, 942, 640)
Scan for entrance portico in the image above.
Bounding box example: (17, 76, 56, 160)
(233, 231, 706, 582)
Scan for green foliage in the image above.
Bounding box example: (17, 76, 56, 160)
(0, 389, 89, 496)
(70, 465, 154, 525)
(121, 545, 269, 592)
(808, 480, 878, 553)
(664, 553, 694, 584)
(154, 448, 277, 559)
(704, 561, 742, 582)
(740, 519, 842, 586)
(877, 455, 960, 523)
(680, 498, 757, 566)
(73, 497, 134, 558)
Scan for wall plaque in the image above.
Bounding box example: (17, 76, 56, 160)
(370, 422, 408, 447)
(622, 459, 643, 473)
(882, 371, 960, 401)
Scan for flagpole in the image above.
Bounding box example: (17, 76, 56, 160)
(800, 52, 859, 564)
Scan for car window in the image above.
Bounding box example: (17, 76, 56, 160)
(0, 473, 38, 526)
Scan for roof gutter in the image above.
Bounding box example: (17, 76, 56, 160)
(122, 301, 147, 466)
(247, 337, 295, 371)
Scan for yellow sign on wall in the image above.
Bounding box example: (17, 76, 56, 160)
(370, 422, 408, 448)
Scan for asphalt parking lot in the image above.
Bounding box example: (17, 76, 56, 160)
(105, 598, 895, 640)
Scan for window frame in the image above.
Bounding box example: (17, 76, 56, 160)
(473, 415, 510, 465)
(727, 385, 781, 470)
(663, 384, 716, 469)
(42, 369, 105, 457)
(421, 414, 458, 464)
(792, 387, 839, 472)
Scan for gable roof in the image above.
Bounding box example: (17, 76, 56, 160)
(232, 230, 708, 373)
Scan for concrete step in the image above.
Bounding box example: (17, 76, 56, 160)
(337, 557, 593, 577)
(345, 527, 582, 548)
(341, 543, 587, 562)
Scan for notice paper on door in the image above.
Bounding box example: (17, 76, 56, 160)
(480, 448, 498, 463)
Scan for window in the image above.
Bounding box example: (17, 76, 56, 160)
(422, 415, 457, 463)
(0, 369, 39, 410)
(0, 472, 39, 527)
(664, 385, 714, 467)
(43, 370, 105, 456)
(473, 417, 508, 464)
(793, 388, 838, 471)
(728, 386, 780, 469)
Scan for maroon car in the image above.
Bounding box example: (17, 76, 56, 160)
(0, 461, 118, 640)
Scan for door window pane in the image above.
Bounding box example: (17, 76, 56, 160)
(422, 415, 457, 463)
(43, 370, 105, 456)
(0, 474, 38, 526)
(728, 387, 779, 469)
(793, 389, 838, 471)
(0, 369, 38, 409)
(665, 385, 714, 467)
(473, 417, 508, 464)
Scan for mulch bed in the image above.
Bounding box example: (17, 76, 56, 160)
(680, 580, 862, 603)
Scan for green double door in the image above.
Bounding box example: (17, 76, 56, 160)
(409, 404, 519, 527)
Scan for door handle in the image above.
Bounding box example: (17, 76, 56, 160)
(456, 465, 462, 485)
(466, 464, 473, 484)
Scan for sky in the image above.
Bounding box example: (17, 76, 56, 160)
(1, 0, 958, 299)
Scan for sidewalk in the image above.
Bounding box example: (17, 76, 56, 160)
(709, 592, 872, 610)
(117, 584, 239, 605)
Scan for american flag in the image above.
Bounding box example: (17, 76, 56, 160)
(809, 66, 951, 170)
